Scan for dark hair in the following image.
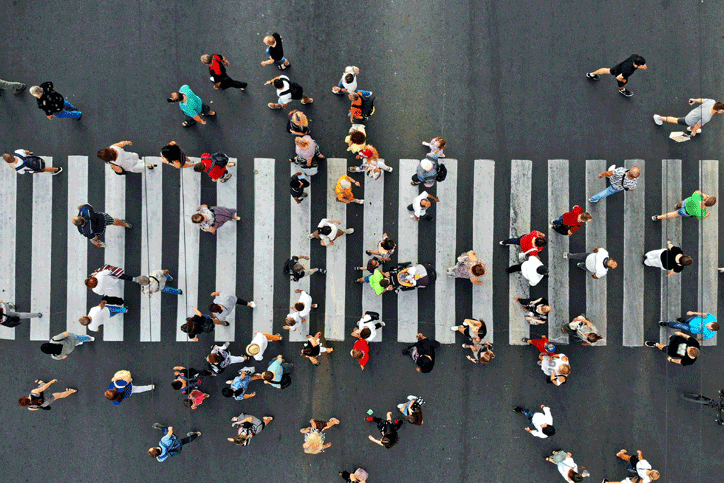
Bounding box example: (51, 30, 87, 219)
(193, 162, 205, 173)
(348, 92, 360, 101)
(633, 55, 646, 66)
(191, 214, 204, 224)
(182, 319, 195, 333)
(369, 259, 380, 268)
(161, 144, 180, 162)
(534, 238, 546, 247)
(273, 79, 284, 89)
(221, 388, 234, 398)
(536, 266, 549, 275)
(40, 342, 62, 355)
(542, 425, 556, 436)
(379, 279, 390, 288)
(580, 212, 593, 222)
(407, 410, 423, 425)
(359, 327, 371, 339)
(183, 399, 193, 408)
(301, 346, 314, 356)
(381, 434, 398, 448)
(351, 349, 363, 360)
(209, 303, 222, 313)
(710, 322, 720, 331)
(167, 92, 181, 103)
(714, 102, 724, 111)
(317, 226, 332, 236)
(587, 333, 603, 343)
(208, 353, 222, 365)
(689, 347, 701, 358)
(148, 448, 161, 458)
(569, 471, 584, 483)
(294, 302, 304, 311)
(262, 371, 274, 381)
(680, 255, 693, 266)
(350, 131, 366, 144)
(471, 264, 485, 276)
(344, 73, 355, 83)
(381, 239, 396, 250)
(18, 397, 32, 407)
(97, 148, 116, 162)
(171, 380, 183, 390)
(105, 389, 123, 402)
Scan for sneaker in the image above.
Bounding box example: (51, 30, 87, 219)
(14, 84, 26, 94)
(52, 167, 63, 176)
(268, 103, 281, 109)
(178, 289, 183, 295)
(644, 340, 656, 347)
(461, 343, 468, 348)
(658, 321, 669, 327)
(248, 301, 256, 308)
(225, 380, 234, 385)
(576, 262, 586, 270)
(401, 348, 411, 355)
(513, 406, 523, 413)
(356, 199, 365, 204)
(365, 416, 374, 422)
(379, 322, 386, 327)
(37, 313, 43, 318)
(653, 114, 663, 125)
(407, 395, 417, 401)
(147, 164, 158, 169)
(76, 113, 82, 120)
(152, 423, 165, 431)
(345, 228, 355, 234)
(187, 431, 200, 437)
(151, 385, 156, 390)
(318, 269, 326, 275)
(386, 166, 393, 172)
(619, 88, 633, 97)
(450, 326, 459, 331)
(88, 336, 95, 342)
(562, 252, 568, 259)
(651, 215, 659, 221)
(586, 73, 600, 80)
(124, 221, 132, 229)
(589, 197, 598, 203)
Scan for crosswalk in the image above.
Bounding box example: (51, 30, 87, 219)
(0, 156, 718, 348)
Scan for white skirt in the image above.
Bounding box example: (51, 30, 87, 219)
(644, 248, 666, 269)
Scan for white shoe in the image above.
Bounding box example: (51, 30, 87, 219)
(345, 228, 355, 234)
(225, 380, 234, 385)
(608, 164, 616, 171)
(397, 403, 405, 409)
(151, 385, 156, 390)
(88, 336, 95, 342)
(248, 301, 256, 308)
(450, 326, 459, 331)
(379, 322, 386, 327)
(461, 343, 468, 348)
(653, 114, 663, 125)
(407, 395, 417, 401)
(356, 199, 365, 204)
(386, 166, 393, 172)
(240, 366, 255, 374)
(562, 252, 568, 259)
(410, 214, 416, 219)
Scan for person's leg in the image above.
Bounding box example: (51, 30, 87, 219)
(75, 334, 93, 344)
(411, 174, 421, 185)
(112, 218, 131, 228)
(566, 252, 590, 261)
(54, 103, 82, 119)
(301, 94, 313, 104)
(506, 264, 523, 273)
(653, 209, 683, 221)
(5, 311, 42, 319)
(183, 114, 197, 126)
(236, 298, 250, 305)
(374, 322, 383, 329)
(421, 213, 433, 221)
(590, 67, 611, 76)
(500, 236, 522, 246)
(227, 355, 248, 365)
(356, 89, 373, 97)
(179, 433, 198, 446)
(220, 77, 247, 90)
(200, 103, 215, 117)
(616, 449, 632, 462)
(102, 295, 125, 306)
(520, 409, 535, 421)
(589, 185, 621, 202)
(51, 388, 77, 400)
(132, 384, 155, 394)
(161, 286, 183, 295)
(0, 78, 25, 93)
(107, 305, 128, 315)
(264, 333, 282, 341)
(666, 321, 690, 331)
(407, 204, 414, 212)
(517, 297, 532, 306)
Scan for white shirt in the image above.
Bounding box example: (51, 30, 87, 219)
(585, 249, 609, 278)
(318, 218, 339, 246)
(521, 257, 545, 286)
(286, 311, 303, 328)
(357, 313, 378, 341)
(295, 290, 312, 317)
(249, 332, 269, 361)
(276, 75, 293, 104)
(12, 149, 34, 174)
(541, 354, 568, 376)
(557, 456, 578, 482)
(93, 270, 122, 297)
(212, 292, 237, 321)
(529, 407, 553, 438)
(87, 305, 111, 332)
(340, 74, 358, 92)
(109, 146, 142, 171)
(636, 459, 652, 482)
(141, 269, 167, 295)
(412, 191, 430, 217)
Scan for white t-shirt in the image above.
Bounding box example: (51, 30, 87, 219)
(541, 354, 568, 376)
(636, 459, 652, 482)
(412, 191, 430, 217)
(87, 305, 111, 332)
(585, 249, 609, 278)
(249, 332, 269, 361)
(93, 270, 122, 297)
(357, 313, 378, 341)
(340, 74, 358, 92)
(276, 75, 293, 105)
(529, 407, 553, 438)
(286, 311, 303, 328)
(213, 293, 238, 321)
(557, 456, 578, 482)
(318, 219, 339, 246)
(521, 257, 545, 286)
(110, 146, 142, 171)
(295, 291, 312, 317)
(141, 269, 167, 295)
(12, 149, 35, 174)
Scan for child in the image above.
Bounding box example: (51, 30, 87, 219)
(184, 389, 210, 410)
(194, 151, 235, 183)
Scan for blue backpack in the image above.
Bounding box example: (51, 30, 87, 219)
(14, 153, 45, 172)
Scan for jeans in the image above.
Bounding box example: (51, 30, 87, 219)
(266, 47, 286, 64)
(75, 334, 93, 344)
(162, 286, 182, 295)
(520, 409, 535, 423)
(567, 252, 591, 271)
(132, 384, 154, 394)
(589, 184, 622, 202)
(218, 76, 247, 90)
(107, 305, 127, 317)
(5, 310, 42, 319)
(53, 100, 82, 119)
(666, 321, 691, 331)
(157, 426, 197, 446)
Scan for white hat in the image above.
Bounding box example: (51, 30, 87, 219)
(420, 159, 433, 171)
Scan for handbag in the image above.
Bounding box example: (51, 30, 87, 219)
(669, 131, 691, 143)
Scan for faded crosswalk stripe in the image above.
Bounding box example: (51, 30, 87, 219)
(176, 165, 201, 341)
(215, 158, 238, 342)
(361, 162, 384, 342)
(659, 159, 682, 345)
(30, 157, 52, 341)
(435, 159, 457, 344)
(140, 157, 163, 342)
(585, 160, 607, 345)
(473, 159, 494, 343)
(622, 159, 645, 346)
(103, 166, 125, 341)
(547, 159, 569, 344)
(253, 158, 275, 335)
(397, 159, 420, 343)
(508, 159, 532, 345)
(0, 160, 17, 339)
(289, 164, 312, 342)
(66, 156, 88, 337)
(700, 160, 718, 347)
(324, 159, 348, 341)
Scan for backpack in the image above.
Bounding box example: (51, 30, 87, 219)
(200, 152, 228, 173)
(279, 373, 292, 389)
(436, 162, 447, 182)
(14, 153, 45, 172)
(1, 315, 21, 327)
(280, 79, 304, 100)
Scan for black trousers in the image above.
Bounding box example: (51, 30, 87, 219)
(218, 76, 247, 90)
(102, 295, 124, 305)
(407, 204, 432, 221)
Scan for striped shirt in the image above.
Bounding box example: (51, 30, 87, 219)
(610, 167, 637, 191)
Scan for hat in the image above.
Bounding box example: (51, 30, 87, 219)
(358, 148, 373, 159)
(246, 343, 260, 356)
(420, 159, 433, 171)
(544, 343, 556, 353)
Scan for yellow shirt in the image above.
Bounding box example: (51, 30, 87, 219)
(335, 175, 354, 201)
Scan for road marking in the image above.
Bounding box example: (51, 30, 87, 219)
(176, 162, 201, 341)
(659, 159, 682, 345)
(435, 158, 457, 344)
(103, 166, 126, 341)
(65, 156, 88, 337)
(473, 159, 494, 343)
(324, 159, 348, 341)
(215, 158, 238, 342)
(397, 159, 420, 343)
(253, 158, 275, 335)
(30, 157, 52, 341)
(140, 157, 163, 342)
(700, 159, 718, 346)
(585, 159, 607, 345)
(547, 159, 569, 345)
(362, 162, 384, 342)
(289, 164, 311, 342)
(623, 159, 645, 346)
(508, 159, 532, 345)
(0, 157, 17, 339)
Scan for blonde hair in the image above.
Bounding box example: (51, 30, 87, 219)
(289, 110, 308, 127)
(303, 429, 325, 454)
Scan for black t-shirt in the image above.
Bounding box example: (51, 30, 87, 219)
(184, 315, 214, 337)
(414, 338, 441, 373)
(661, 246, 684, 272)
(284, 256, 304, 281)
(36, 81, 65, 115)
(303, 340, 321, 357)
(376, 418, 403, 435)
(287, 120, 309, 135)
(667, 335, 700, 365)
(290, 175, 309, 197)
(268, 33, 284, 60)
(610, 54, 639, 79)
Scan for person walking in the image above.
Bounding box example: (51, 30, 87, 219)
(229, 413, 274, 446)
(603, 449, 660, 482)
(96, 140, 155, 175)
(522, 336, 556, 355)
(160, 141, 195, 169)
(73, 203, 130, 248)
(652, 190, 716, 221)
(463, 340, 495, 364)
(191, 204, 239, 234)
(261, 33, 290, 69)
(180, 308, 227, 341)
(540, 353, 570, 385)
(346, 126, 367, 153)
(447, 250, 485, 285)
(18, 379, 76, 411)
(513, 404, 555, 438)
(645, 331, 700, 366)
(551, 205, 592, 236)
(0, 300, 41, 328)
(168, 85, 215, 127)
(402, 333, 440, 373)
(3, 149, 62, 175)
(290, 172, 310, 204)
(284, 254, 325, 282)
(659, 311, 718, 342)
(515, 297, 551, 325)
(339, 469, 370, 482)
(265, 75, 312, 109)
(208, 291, 254, 324)
(207, 342, 250, 375)
(589, 165, 640, 203)
(246, 331, 283, 362)
(585, 54, 647, 97)
(222, 367, 262, 400)
(194, 151, 235, 183)
(40, 331, 94, 360)
(138, 269, 183, 296)
(562, 315, 603, 345)
(408, 191, 440, 222)
(653, 98, 724, 137)
(291, 135, 325, 177)
(171, 366, 211, 394)
(184, 389, 210, 410)
(506, 257, 549, 287)
(410, 158, 438, 187)
(499, 229, 547, 258)
(332, 66, 372, 96)
(365, 411, 403, 449)
(0, 77, 25, 95)
(397, 395, 425, 425)
(348, 91, 375, 124)
(262, 354, 293, 389)
(85, 264, 136, 303)
(355, 268, 393, 294)
(422, 137, 446, 159)
(30, 82, 82, 119)
(287, 110, 310, 136)
(643, 241, 693, 275)
(104, 370, 154, 405)
(148, 424, 201, 461)
(351, 333, 370, 370)
(335, 174, 364, 204)
(301, 418, 341, 454)
(284, 289, 315, 333)
(351, 311, 385, 341)
(308, 218, 354, 246)
(79, 300, 127, 333)
(301, 332, 334, 366)
(349, 145, 391, 179)
(545, 450, 590, 482)
(201, 54, 247, 90)
(564, 248, 617, 279)
(365, 234, 396, 262)
(450, 318, 487, 344)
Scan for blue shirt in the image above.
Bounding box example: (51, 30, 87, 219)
(416, 162, 438, 183)
(107, 381, 133, 405)
(266, 359, 283, 388)
(157, 432, 182, 462)
(688, 313, 717, 340)
(178, 85, 203, 118)
(230, 373, 252, 400)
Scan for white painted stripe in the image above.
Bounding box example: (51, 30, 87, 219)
(660, 159, 682, 345)
(0, 158, 17, 339)
(215, 158, 238, 342)
(547, 159, 569, 345)
(289, 164, 311, 342)
(29, 157, 52, 340)
(508, 160, 532, 345)
(473, 160, 494, 343)
(622, 160, 645, 346)
(362, 162, 384, 342)
(397, 159, 420, 343)
(140, 157, 163, 342)
(324, 159, 348, 342)
(585, 160, 607, 345)
(177, 161, 201, 341)
(103, 167, 126, 341)
(435, 159, 457, 344)
(66, 156, 88, 336)
(699, 159, 718, 346)
(253, 158, 275, 335)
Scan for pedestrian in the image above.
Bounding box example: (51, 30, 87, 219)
(653, 98, 724, 136)
(422, 137, 446, 159)
(515, 297, 551, 325)
(40, 331, 94, 360)
(265, 75, 312, 109)
(506, 257, 549, 287)
(284, 254, 325, 282)
(148, 424, 201, 461)
(540, 353, 570, 385)
(354, 268, 394, 295)
(585, 54, 647, 97)
(348, 91, 375, 124)
(290, 172, 310, 204)
(463, 340, 495, 364)
(562, 315, 603, 346)
(450, 318, 487, 343)
(365, 234, 396, 262)
(206, 342, 250, 375)
(29, 82, 82, 119)
(85, 264, 136, 303)
(180, 308, 226, 341)
(171, 366, 211, 394)
(137, 269, 183, 296)
(167, 85, 215, 127)
(401, 333, 441, 373)
(551, 205, 592, 236)
(355, 257, 382, 274)
(246, 331, 283, 362)
(659, 311, 718, 342)
(208, 291, 254, 324)
(0, 300, 42, 328)
(18, 379, 76, 411)
(79, 300, 127, 333)
(262, 354, 293, 389)
(287, 109, 309, 136)
(410, 158, 438, 187)
(332, 66, 372, 96)
(345, 126, 367, 153)
(642, 241, 693, 275)
(302, 332, 334, 366)
(366, 411, 403, 448)
(351, 334, 370, 370)
(160, 141, 195, 169)
(191, 204, 240, 234)
(222, 367, 262, 400)
(229, 413, 274, 446)
(604, 449, 660, 482)
(351, 311, 385, 341)
(260, 33, 290, 69)
(291, 134, 325, 177)
(200, 54, 247, 90)
(407, 191, 440, 222)
(3, 149, 62, 175)
(193, 151, 235, 183)
(72, 203, 131, 248)
(564, 248, 617, 279)
(651, 190, 716, 221)
(350, 145, 393, 179)
(308, 218, 354, 247)
(184, 389, 210, 410)
(104, 370, 155, 405)
(397, 395, 425, 425)
(645, 331, 700, 366)
(588, 165, 640, 203)
(284, 289, 316, 333)
(499, 229, 547, 257)
(545, 450, 590, 482)
(339, 469, 370, 482)
(301, 418, 341, 454)
(0, 77, 25, 95)
(335, 174, 364, 204)
(96, 140, 155, 175)
(522, 336, 556, 355)
(513, 404, 555, 438)
(447, 250, 486, 285)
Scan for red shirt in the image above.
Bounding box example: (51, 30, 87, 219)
(520, 230, 545, 256)
(562, 206, 583, 234)
(199, 153, 226, 180)
(354, 338, 369, 368)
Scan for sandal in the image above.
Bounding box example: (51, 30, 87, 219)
(182, 121, 194, 127)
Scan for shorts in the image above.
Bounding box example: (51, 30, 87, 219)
(676, 117, 689, 126)
(311, 419, 328, 430)
(266, 47, 286, 64)
(364, 274, 372, 283)
(678, 205, 691, 217)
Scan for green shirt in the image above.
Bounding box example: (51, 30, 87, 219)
(368, 270, 386, 295)
(684, 192, 706, 219)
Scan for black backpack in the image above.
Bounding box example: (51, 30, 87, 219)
(14, 153, 45, 172)
(436, 162, 447, 182)
(279, 373, 292, 389)
(280, 79, 304, 100)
